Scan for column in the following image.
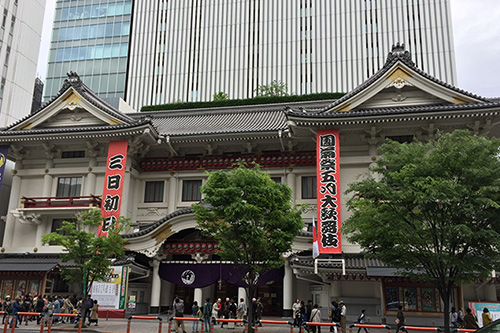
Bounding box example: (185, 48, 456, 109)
(161, 279, 175, 311)
(2, 172, 22, 248)
(85, 157, 97, 195)
(283, 259, 293, 317)
(238, 287, 246, 303)
(150, 260, 162, 314)
(167, 174, 178, 214)
(194, 288, 203, 307)
(34, 216, 48, 249)
(286, 172, 296, 196)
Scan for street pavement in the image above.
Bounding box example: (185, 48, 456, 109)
(2, 316, 397, 333)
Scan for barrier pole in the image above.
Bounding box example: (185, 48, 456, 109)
(167, 319, 172, 333)
(201, 321, 204, 333)
(455, 330, 477, 333)
(47, 316, 53, 333)
(77, 315, 83, 333)
(210, 321, 214, 333)
(244, 321, 248, 333)
(401, 326, 443, 332)
(39, 317, 45, 333)
(10, 314, 17, 333)
(3, 314, 9, 333)
(126, 317, 132, 333)
(158, 318, 163, 333)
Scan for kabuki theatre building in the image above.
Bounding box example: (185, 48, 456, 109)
(0, 45, 499, 321)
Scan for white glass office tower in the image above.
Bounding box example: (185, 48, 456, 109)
(44, 1, 132, 102)
(127, 0, 456, 109)
(45, 0, 456, 111)
(0, 0, 46, 127)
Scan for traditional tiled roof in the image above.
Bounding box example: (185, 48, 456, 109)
(285, 101, 500, 119)
(289, 253, 385, 270)
(122, 207, 193, 238)
(130, 100, 333, 136)
(0, 118, 154, 137)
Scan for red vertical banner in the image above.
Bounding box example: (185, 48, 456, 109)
(316, 129, 342, 253)
(99, 140, 128, 237)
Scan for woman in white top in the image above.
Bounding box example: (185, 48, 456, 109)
(310, 304, 322, 333)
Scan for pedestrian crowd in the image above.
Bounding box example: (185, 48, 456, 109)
(1, 293, 99, 328)
(170, 295, 268, 333)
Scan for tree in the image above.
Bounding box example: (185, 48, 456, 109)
(344, 130, 500, 332)
(42, 209, 129, 297)
(255, 80, 289, 97)
(213, 91, 229, 101)
(192, 162, 304, 327)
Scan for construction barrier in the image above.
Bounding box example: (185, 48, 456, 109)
(301, 321, 340, 333)
(453, 330, 477, 333)
(1, 311, 9, 333)
(217, 318, 245, 332)
(127, 316, 162, 333)
(400, 326, 443, 333)
(350, 324, 391, 333)
(255, 319, 293, 333)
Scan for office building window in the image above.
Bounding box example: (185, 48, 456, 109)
(144, 181, 164, 203)
(182, 180, 202, 202)
(56, 177, 82, 197)
(301, 176, 317, 199)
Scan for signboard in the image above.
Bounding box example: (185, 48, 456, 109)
(468, 302, 500, 327)
(0, 145, 8, 189)
(90, 266, 129, 309)
(99, 140, 128, 237)
(316, 129, 342, 253)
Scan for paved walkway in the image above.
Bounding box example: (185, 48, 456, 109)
(3, 316, 395, 333)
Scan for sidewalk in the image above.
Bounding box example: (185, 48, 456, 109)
(4, 316, 395, 333)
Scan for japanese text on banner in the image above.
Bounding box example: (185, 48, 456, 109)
(99, 140, 128, 237)
(316, 129, 341, 253)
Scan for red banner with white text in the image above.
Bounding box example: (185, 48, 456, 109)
(99, 140, 128, 237)
(316, 129, 342, 253)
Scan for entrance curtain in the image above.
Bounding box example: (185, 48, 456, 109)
(159, 263, 284, 288)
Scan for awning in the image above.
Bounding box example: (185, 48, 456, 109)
(0, 261, 59, 272)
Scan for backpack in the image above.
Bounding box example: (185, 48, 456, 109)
(4, 302, 13, 314)
(197, 309, 203, 318)
(357, 314, 363, 323)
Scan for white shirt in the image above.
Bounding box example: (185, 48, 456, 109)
(341, 305, 346, 317)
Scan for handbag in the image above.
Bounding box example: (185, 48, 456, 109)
(395, 318, 400, 324)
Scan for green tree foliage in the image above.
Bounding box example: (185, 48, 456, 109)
(344, 130, 500, 331)
(255, 80, 289, 97)
(213, 91, 229, 101)
(42, 209, 129, 297)
(192, 162, 304, 326)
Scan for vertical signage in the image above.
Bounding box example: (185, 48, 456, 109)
(0, 145, 8, 189)
(316, 129, 342, 253)
(99, 140, 128, 237)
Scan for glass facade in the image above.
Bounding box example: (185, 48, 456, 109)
(44, 0, 132, 102)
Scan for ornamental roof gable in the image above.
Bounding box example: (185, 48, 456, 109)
(5, 72, 137, 132)
(295, 43, 489, 115)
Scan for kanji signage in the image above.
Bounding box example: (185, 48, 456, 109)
(316, 129, 342, 253)
(99, 140, 128, 236)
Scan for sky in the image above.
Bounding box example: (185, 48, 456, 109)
(36, 0, 500, 98)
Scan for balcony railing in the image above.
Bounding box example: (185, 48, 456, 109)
(22, 195, 102, 208)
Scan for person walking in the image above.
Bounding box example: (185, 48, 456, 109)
(293, 299, 302, 327)
(83, 295, 93, 325)
(35, 295, 44, 325)
(174, 297, 187, 333)
(192, 301, 200, 333)
(2, 295, 12, 325)
(462, 308, 479, 329)
(9, 297, 21, 329)
(482, 308, 493, 327)
(356, 310, 369, 333)
(450, 307, 459, 329)
(339, 301, 347, 333)
(237, 298, 247, 325)
(330, 301, 341, 333)
(202, 298, 212, 332)
(396, 305, 405, 333)
(310, 304, 322, 333)
(53, 295, 61, 324)
(89, 300, 99, 326)
(44, 296, 54, 325)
